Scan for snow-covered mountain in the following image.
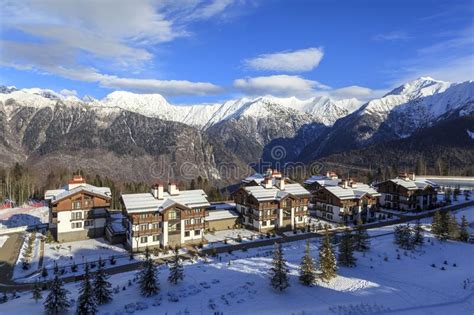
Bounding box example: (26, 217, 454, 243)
(0, 87, 362, 128)
(300, 77, 474, 160)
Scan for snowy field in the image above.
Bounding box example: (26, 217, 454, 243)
(204, 228, 260, 243)
(43, 238, 129, 269)
(0, 206, 49, 229)
(4, 224, 474, 315)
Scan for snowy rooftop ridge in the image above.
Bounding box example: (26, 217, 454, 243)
(122, 189, 210, 214)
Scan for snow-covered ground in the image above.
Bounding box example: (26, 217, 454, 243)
(13, 232, 42, 279)
(0, 206, 49, 229)
(204, 228, 260, 243)
(43, 238, 129, 269)
(4, 221, 474, 315)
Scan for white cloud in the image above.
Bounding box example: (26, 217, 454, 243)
(233, 75, 330, 97)
(0, 0, 241, 96)
(373, 31, 410, 42)
(327, 86, 387, 101)
(59, 89, 77, 97)
(244, 48, 324, 72)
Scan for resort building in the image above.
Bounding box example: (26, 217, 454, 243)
(233, 169, 310, 231)
(44, 175, 111, 242)
(121, 182, 209, 251)
(309, 179, 380, 224)
(375, 173, 439, 211)
(304, 171, 341, 193)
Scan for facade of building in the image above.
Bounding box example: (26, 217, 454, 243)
(121, 183, 210, 251)
(45, 175, 111, 242)
(375, 173, 439, 211)
(233, 169, 310, 232)
(206, 203, 240, 231)
(309, 179, 380, 223)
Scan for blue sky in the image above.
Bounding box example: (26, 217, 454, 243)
(0, 0, 473, 103)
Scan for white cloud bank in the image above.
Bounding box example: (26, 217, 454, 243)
(244, 48, 324, 72)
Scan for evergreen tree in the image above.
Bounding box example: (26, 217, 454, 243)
(338, 230, 356, 267)
(299, 240, 316, 286)
(319, 228, 337, 282)
(32, 280, 42, 303)
(43, 274, 71, 314)
(432, 211, 448, 240)
(93, 258, 113, 305)
(168, 248, 184, 285)
(353, 224, 370, 252)
(394, 224, 414, 250)
(269, 242, 290, 291)
(138, 247, 159, 297)
(76, 263, 98, 315)
(459, 215, 470, 242)
(447, 213, 460, 240)
(413, 220, 424, 247)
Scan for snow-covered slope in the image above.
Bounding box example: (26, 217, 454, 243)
(0, 87, 362, 128)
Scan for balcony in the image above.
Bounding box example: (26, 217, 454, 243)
(133, 228, 161, 237)
(185, 222, 207, 230)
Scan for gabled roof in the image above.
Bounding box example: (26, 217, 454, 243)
(45, 184, 111, 204)
(379, 178, 439, 191)
(122, 189, 210, 214)
(325, 183, 380, 200)
(304, 175, 341, 187)
(242, 183, 310, 202)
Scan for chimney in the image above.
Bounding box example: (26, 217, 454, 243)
(151, 183, 164, 199)
(349, 180, 357, 188)
(266, 168, 273, 177)
(408, 173, 416, 181)
(277, 178, 285, 190)
(168, 182, 179, 195)
(341, 179, 348, 189)
(263, 176, 273, 189)
(68, 175, 86, 190)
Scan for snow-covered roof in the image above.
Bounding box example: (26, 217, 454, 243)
(384, 178, 439, 191)
(243, 183, 310, 202)
(206, 208, 239, 221)
(304, 175, 341, 187)
(242, 173, 265, 184)
(122, 189, 210, 214)
(325, 183, 381, 200)
(45, 184, 111, 203)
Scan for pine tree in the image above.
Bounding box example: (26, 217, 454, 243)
(32, 280, 42, 303)
(76, 263, 98, 315)
(432, 211, 448, 240)
(459, 215, 469, 242)
(394, 224, 414, 250)
(168, 248, 184, 285)
(43, 274, 71, 314)
(353, 224, 370, 252)
(138, 247, 159, 297)
(269, 242, 290, 291)
(93, 257, 113, 305)
(319, 228, 337, 282)
(447, 213, 460, 240)
(338, 230, 357, 267)
(413, 220, 424, 247)
(299, 240, 316, 286)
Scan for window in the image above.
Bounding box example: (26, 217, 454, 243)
(194, 208, 200, 213)
(140, 236, 147, 243)
(152, 223, 160, 230)
(262, 221, 267, 227)
(184, 231, 190, 237)
(84, 220, 93, 227)
(194, 230, 201, 236)
(71, 211, 82, 220)
(72, 199, 82, 209)
(152, 235, 159, 242)
(84, 196, 92, 207)
(169, 223, 179, 232)
(71, 222, 82, 229)
(139, 224, 147, 231)
(168, 210, 177, 220)
(185, 219, 191, 225)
